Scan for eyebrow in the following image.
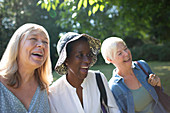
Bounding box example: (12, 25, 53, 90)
(76, 50, 91, 54)
(29, 33, 48, 40)
(116, 46, 127, 53)
(116, 51, 121, 54)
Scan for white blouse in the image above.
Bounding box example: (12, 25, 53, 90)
(48, 70, 120, 113)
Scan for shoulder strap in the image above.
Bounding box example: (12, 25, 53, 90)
(95, 72, 108, 106)
(135, 61, 149, 76)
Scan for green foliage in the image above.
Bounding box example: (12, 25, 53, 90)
(0, 0, 61, 69)
(37, 0, 107, 16)
(1, 0, 170, 72)
(124, 36, 144, 48)
(78, 0, 83, 10)
(37, 0, 170, 43)
(131, 43, 170, 61)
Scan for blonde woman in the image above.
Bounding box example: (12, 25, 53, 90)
(0, 23, 53, 113)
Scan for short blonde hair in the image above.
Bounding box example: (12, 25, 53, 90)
(0, 23, 53, 90)
(101, 37, 126, 64)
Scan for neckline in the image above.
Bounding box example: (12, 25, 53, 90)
(0, 82, 40, 112)
(130, 85, 143, 91)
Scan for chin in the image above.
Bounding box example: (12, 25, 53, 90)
(26, 58, 44, 69)
(79, 73, 88, 80)
(32, 62, 44, 69)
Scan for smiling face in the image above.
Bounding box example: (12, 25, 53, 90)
(112, 42, 132, 68)
(17, 30, 49, 70)
(65, 37, 92, 81)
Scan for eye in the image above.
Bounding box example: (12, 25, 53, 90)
(42, 40, 48, 44)
(118, 52, 122, 56)
(76, 53, 83, 58)
(124, 47, 129, 52)
(30, 38, 37, 41)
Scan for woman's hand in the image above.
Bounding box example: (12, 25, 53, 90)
(148, 74, 161, 87)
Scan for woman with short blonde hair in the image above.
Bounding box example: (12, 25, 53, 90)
(101, 37, 167, 113)
(101, 37, 126, 64)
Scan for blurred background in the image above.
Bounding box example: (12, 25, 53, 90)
(0, 0, 170, 94)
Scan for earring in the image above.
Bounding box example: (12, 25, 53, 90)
(65, 62, 68, 66)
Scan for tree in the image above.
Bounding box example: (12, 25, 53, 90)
(38, 0, 170, 43)
(0, 0, 62, 68)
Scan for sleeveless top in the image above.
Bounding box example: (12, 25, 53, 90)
(130, 86, 154, 113)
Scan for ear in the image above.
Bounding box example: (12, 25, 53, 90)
(64, 59, 68, 66)
(106, 57, 113, 63)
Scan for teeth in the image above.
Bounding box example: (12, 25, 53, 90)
(81, 67, 88, 68)
(32, 53, 43, 56)
(37, 53, 43, 55)
(124, 58, 130, 62)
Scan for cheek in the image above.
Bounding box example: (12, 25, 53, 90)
(44, 48, 49, 57)
(19, 45, 29, 55)
(128, 50, 132, 56)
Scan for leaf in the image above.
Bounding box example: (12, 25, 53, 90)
(45, 3, 48, 9)
(41, 3, 45, 9)
(52, 3, 56, 10)
(59, 2, 65, 9)
(55, 0, 59, 7)
(36, 1, 42, 6)
(89, 0, 95, 5)
(77, 0, 83, 10)
(88, 10, 92, 16)
(47, 3, 51, 12)
(92, 3, 99, 14)
(83, 0, 87, 8)
(99, 4, 104, 11)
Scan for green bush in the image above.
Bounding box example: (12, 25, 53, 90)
(131, 44, 170, 61)
(92, 43, 170, 65)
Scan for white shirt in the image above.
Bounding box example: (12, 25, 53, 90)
(48, 70, 120, 113)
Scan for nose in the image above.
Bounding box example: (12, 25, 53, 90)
(36, 41, 44, 48)
(83, 56, 91, 64)
(123, 50, 129, 56)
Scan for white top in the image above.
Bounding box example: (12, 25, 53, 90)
(48, 70, 120, 113)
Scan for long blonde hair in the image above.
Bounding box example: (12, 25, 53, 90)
(0, 23, 53, 90)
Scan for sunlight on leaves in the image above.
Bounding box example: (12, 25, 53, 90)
(89, 0, 95, 5)
(41, 3, 45, 9)
(45, 3, 48, 9)
(55, 0, 60, 7)
(37, 1, 42, 6)
(88, 10, 92, 16)
(52, 3, 56, 10)
(47, 3, 51, 11)
(77, 0, 83, 10)
(83, 0, 87, 8)
(92, 3, 99, 14)
(100, 4, 104, 11)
